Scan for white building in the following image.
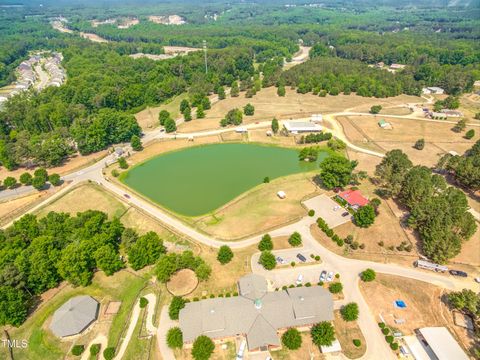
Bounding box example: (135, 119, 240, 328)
(311, 114, 323, 122)
(403, 327, 468, 360)
(283, 121, 322, 134)
(422, 87, 445, 95)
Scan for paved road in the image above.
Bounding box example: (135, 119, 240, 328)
(2, 107, 478, 359)
(157, 306, 176, 360)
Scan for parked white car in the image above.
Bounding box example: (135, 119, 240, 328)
(296, 274, 303, 285)
(319, 270, 327, 282)
(326, 271, 334, 282)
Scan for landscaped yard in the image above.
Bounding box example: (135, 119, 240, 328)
(333, 310, 366, 359)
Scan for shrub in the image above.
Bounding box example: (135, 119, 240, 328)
(311, 322, 335, 346)
(34, 168, 48, 180)
(72, 345, 85, 356)
(233, 292, 238, 296)
(3, 176, 17, 189)
(305, 282, 311, 287)
(341, 302, 359, 321)
(414, 138, 425, 150)
(259, 251, 276, 270)
(378, 241, 384, 247)
(191, 335, 215, 360)
(360, 269, 376, 282)
(325, 229, 334, 237)
(350, 241, 359, 250)
(193, 297, 199, 302)
(167, 327, 183, 349)
(90, 343, 101, 356)
(281, 328, 302, 350)
(282, 285, 288, 290)
(382, 328, 390, 335)
(131, 134, 143, 151)
(385, 335, 394, 344)
(329, 282, 343, 294)
(353, 339, 361, 347)
(258, 234, 273, 251)
(209, 294, 215, 298)
(318, 281, 324, 286)
(314, 255, 321, 261)
(336, 239, 344, 247)
(465, 129, 475, 139)
(217, 245, 234, 264)
(335, 273, 340, 279)
(370, 105, 382, 114)
(139, 297, 148, 308)
(111, 169, 119, 177)
(32, 176, 46, 190)
(169, 296, 186, 320)
(118, 157, 128, 169)
(225, 293, 231, 297)
(288, 231, 302, 247)
(263, 176, 270, 183)
(48, 174, 61, 186)
(19, 173, 33, 185)
(308, 209, 315, 217)
(378, 322, 385, 328)
(243, 103, 255, 116)
(290, 261, 296, 267)
(390, 342, 399, 350)
(353, 205, 376, 228)
(103, 347, 115, 360)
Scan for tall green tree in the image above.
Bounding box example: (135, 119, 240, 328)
(319, 156, 357, 189)
(375, 150, 413, 197)
(127, 232, 166, 270)
(311, 322, 335, 347)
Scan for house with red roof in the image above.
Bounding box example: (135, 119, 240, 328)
(336, 189, 369, 211)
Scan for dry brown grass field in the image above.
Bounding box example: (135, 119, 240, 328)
(176, 87, 422, 133)
(359, 274, 475, 355)
(135, 93, 188, 130)
(337, 115, 477, 166)
(0, 191, 53, 226)
(194, 172, 319, 240)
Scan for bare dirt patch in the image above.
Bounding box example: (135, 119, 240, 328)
(79, 32, 108, 43)
(166, 269, 198, 296)
(194, 172, 319, 240)
(333, 310, 366, 359)
(177, 87, 422, 133)
(359, 274, 475, 354)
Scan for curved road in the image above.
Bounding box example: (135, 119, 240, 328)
(2, 109, 478, 359)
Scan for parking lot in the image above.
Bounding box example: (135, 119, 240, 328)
(263, 265, 338, 288)
(304, 194, 352, 228)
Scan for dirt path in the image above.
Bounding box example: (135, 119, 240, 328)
(81, 334, 107, 360)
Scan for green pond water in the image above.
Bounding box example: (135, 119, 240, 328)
(121, 143, 329, 216)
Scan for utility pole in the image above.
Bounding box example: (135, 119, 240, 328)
(203, 40, 208, 74)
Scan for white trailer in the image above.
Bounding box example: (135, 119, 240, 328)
(414, 259, 448, 273)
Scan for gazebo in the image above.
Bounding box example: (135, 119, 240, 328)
(50, 295, 99, 337)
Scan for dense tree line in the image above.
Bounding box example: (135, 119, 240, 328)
(375, 150, 477, 263)
(0, 210, 168, 326)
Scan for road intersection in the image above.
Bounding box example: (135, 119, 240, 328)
(1, 110, 478, 359)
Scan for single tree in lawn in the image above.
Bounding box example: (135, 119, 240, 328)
(281, 328, 302, 350)
(118, 157, 128, 169)
(414, 139, 425, 150)
(164, 118, 177, 133)
(353, 205, 376, 228)
(180, 99, 190, 114)
(131, 134, 143, 151)
(217, 245, 234, 264)
(311, 322, 335, 347)
(341, 302, 359, 321)
(271, 118, 279, 134)
(196, 104, 205, 119)
(277, 84, 286, 97)
(259, 251, 276, 270)
(258, 234, 273, 251)
(243, 103, 255, 116)
(288, 231, 302, 247)
(329, 282, 343, 294)
(191, 335, 215, 360)
(360, 268, 376, 282)
(370, 105, 382, 114)
(465, 129, 475, 140)
(169, 296, 186, 320)
(167, 327, 183, 349)
(159, 110, 171, 126)
(19, 172, 33, 186)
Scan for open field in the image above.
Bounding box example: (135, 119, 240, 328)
(194, 172, 319, 239)
(359, 274, 476, 355)
(333, 310, 366, 359)
(36, 183, 127, 218)
(0, 270, 149, 360)
(0, 191, 53, 226)
(176, 87, 423, 133)
(135, 93, 188, 130)
(337, 115, 477, 166)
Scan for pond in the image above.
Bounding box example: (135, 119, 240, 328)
(121, 143, 329, 216)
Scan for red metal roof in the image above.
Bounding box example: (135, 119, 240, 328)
(338, 189, 369, 207)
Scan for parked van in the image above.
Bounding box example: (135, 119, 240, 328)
(296, 274, 304, 285)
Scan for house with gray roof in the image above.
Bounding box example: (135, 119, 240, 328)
(49, 295, 99, 337)
(179, 274, 333, 352)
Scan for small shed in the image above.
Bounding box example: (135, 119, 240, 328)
(50, 295, 99, 337)
(277, 191, 286, 199)
(378, 119, 392, 129)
